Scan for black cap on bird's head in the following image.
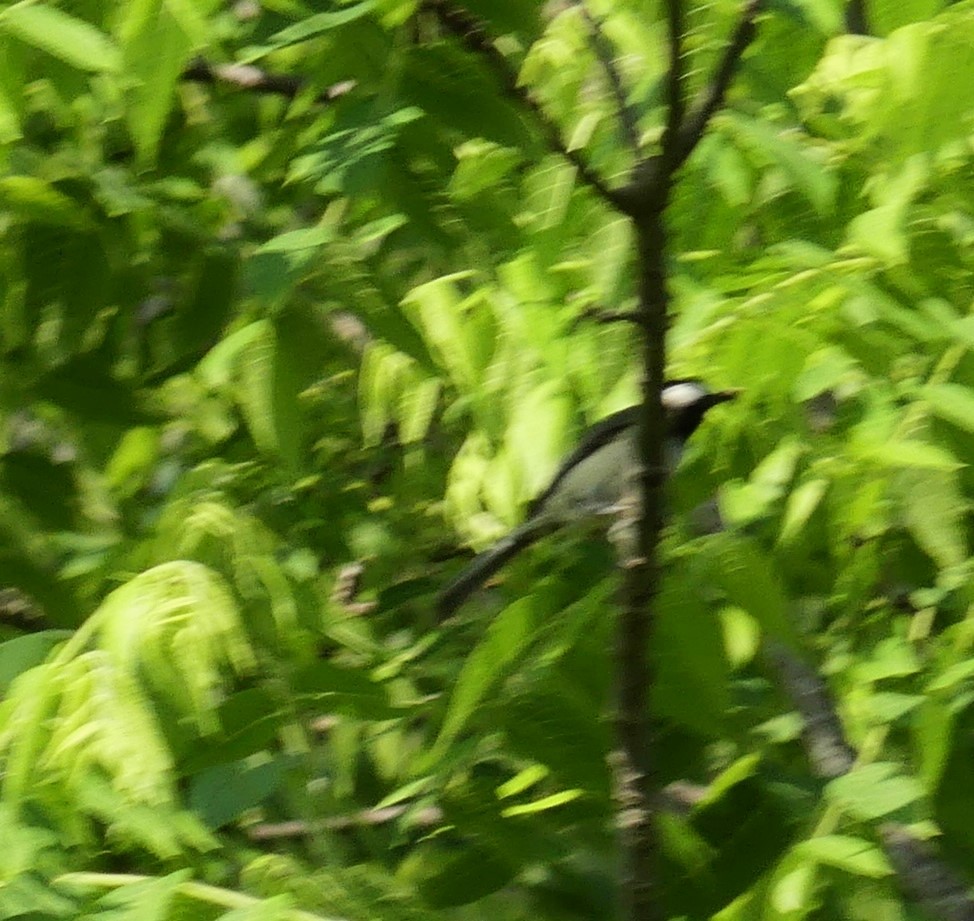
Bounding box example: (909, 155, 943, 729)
(663, 379, 739, 440)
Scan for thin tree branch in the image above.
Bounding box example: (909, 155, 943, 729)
(765, 641, 974, 921)
(763, 641, 854, 778)
(614, 208, 670, 921)
(662, 0, 686, 160)
(878, 825, 974, 921)
(845, 0, 870, 34)
(671, 0, 763, 170)
(181, 58, 356, 106)
(617, 0, 762, 217)
(422, 0, 626, 212)
(248, 806, 444, 840)
(610, 3, 764, 917)
(576, 2, 641, 153)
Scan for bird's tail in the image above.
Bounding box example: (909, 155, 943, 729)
(437, 517, 553, 618)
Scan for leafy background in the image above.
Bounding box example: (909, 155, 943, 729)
(2, 0, 974, 918)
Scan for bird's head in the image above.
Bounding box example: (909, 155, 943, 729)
(663, 379, 740, 440)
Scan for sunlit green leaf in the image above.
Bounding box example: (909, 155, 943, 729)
(0, 2, 120, 72)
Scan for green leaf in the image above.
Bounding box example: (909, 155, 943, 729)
(197, 320, 267, 388)
(0, 177, 90, 228)
(794, 835, 893, 878)
(86, 872, 190, 918)
(727, 113, 836, 214)
(398, 375, 441, 444)
(237, 320, 305, 470)
(922, 382, 974, 433)
(713, 535, 799, 644)
(401, 43, 534, 150)
(120, 0, 196, 162)
(894, 467, 967, 568)
(719, 437, 803, 526)
(0, 2, 120, 72)
(425, 597, 535, 765)
(846, 204, 909, 265)
(0, 631, 71, 695)
(404, 842, 515, 909)
(175, 249, 240, 362)
(860, 439, 962, 470)
(180, 688, 284, 774)
(402, 272, 484, 389)
(778, 477, 829, 544)
(292, 660, 398, 720)
(652, 573, 731, 736)
(104, 427, 161, 497)
(502, 681, 611, 797)
(189, 753, 294, 829)
(0, 37, 24, 142)
(826, 762, 925, 821)
(241, 1, 376, 59)
(854, 636, 920, 682)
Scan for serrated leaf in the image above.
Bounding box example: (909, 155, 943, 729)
(894, 467, 967, 568)
(402, 273, 483, 388)
(728, 113, 836, 214)
(237, 321, 305, 470)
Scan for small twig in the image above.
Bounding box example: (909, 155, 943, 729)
(576, 2, 641, 153)
(765, 640, 974, 921)
(671, 0, 763, 170)
(0, 588, 47, 633)
(845, 0, 870, 34)
(423, 0, 625, 212)
(573, 306, 642, 329)
(181, 58, 356, 106)
(329, 561, 377, 616)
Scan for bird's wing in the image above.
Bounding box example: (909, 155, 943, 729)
(528, 406, 639, 517)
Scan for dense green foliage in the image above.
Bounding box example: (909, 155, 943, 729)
(2, 0, 974, 918)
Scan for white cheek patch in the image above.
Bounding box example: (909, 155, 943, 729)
(662, 381, 708, 410)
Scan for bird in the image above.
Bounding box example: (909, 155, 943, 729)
(436, 380, 738, 617)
